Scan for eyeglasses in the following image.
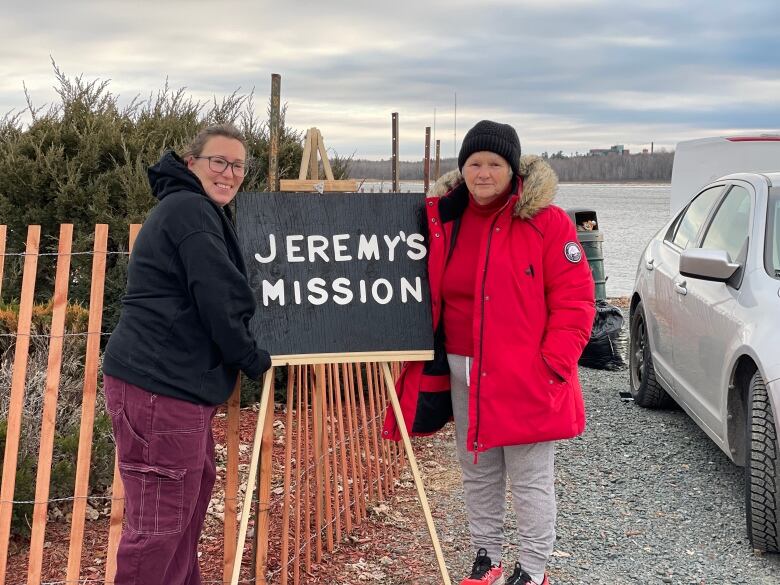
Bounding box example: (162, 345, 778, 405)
(193, 155, 247, 177)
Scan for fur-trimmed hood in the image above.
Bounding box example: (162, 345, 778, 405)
(428, 154, 558, 219)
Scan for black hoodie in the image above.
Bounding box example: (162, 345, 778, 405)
(103, 151, 271, 405)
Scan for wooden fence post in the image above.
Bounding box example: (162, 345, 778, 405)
(326, 365, 342, 544)
(269, 73, 281, 192)
(0, 225, 40, 585)
(435, 140, 441, 180)
(392, 113, 399, 192)
(27, 224, 73, 584)
(294, 366, 303, 585)
(318, 364, 334, 553)
(424, 127, 431, 193)
(66, 224, 109, 583)
(353, 364, 375, 502)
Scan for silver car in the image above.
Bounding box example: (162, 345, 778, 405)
(629, 172, 780, 552)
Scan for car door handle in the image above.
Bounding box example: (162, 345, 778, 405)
(645, 258, 655, 270)
(674, 280, 687, 295)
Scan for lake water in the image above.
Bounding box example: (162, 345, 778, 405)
(359, 181, 672, 297)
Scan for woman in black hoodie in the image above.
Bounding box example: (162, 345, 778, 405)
(103, 124, 271, 585)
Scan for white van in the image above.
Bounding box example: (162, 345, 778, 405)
(670, 136, 780, 214)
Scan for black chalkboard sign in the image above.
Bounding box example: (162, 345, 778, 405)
(235, 192, 434, 363)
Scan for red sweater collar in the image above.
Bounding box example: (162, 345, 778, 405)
(467, 176, 523, 216)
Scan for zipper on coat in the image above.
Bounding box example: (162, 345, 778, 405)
(525, 264, 535, 278)
(473, 208, 506, 464)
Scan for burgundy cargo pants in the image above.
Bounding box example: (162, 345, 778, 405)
(104, 375, 218, 585)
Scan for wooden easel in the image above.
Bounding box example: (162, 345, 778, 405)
(230, 131, 451, 585)
(279, 127, 358, 193)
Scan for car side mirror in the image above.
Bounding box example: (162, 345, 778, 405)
(679, 248, 740, 282)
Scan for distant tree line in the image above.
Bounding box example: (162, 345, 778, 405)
(544, 151, 673, 182)
(348, 158, 459, 181)
(347, 152, 673, 183)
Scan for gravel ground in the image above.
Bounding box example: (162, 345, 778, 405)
(551, 366, 780, 584)
(378, 319, 780, 584)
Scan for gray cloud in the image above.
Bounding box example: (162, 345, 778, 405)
(1, 0, 778, 158)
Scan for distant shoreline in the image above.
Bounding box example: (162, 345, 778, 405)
(349, 152, 674, 184)
(355, 178, 671, 185)
(558, 180, 670, 185)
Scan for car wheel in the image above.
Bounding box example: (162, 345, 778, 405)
(629, 301, 674, 408)
(745, 370, 780, 552)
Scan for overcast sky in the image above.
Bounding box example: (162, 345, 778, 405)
(1, 0, 778, 160)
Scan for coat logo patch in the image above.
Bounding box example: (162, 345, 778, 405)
(564, 241, 583, 263)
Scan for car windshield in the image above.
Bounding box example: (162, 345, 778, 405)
(767, 187, 780, 279)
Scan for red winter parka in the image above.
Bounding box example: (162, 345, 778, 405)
(382, 155, 595, 455)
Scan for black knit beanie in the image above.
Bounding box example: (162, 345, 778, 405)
(458, 120, 521, 176)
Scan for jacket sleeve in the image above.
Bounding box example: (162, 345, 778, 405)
(175, 226, 271, 381)
(539, 207, 596, 380)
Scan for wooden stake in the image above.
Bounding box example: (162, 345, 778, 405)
(435, 140, 441, 180)
(380, 363, 451, 585)
(332, 363, 352, 533)
(353, 364, 375, 502)
(341, 363, 363, 524)
(269, 73, 281, 192)
(372, 363, 393, 496)
(280, 366, 295, 585)
(230, 367, 274, 585)
(392, 113, 399, 192)
(326, 365, 342, 543)
(350, 365, 368, 515)
(424, 126, 431, 193)
(311, 366, 324, 562)
(364, 364, 384, 501)
(303, 367, 312, 573)
(376, 366, 397, 492)
(294, 366, 302, 585)
(66, 225, 109, 584)
(316, 363, 334, 552)
(0, 225, 39, 585)
(27, 225, 73, 585)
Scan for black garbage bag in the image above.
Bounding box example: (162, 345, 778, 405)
(579, 300, 627, 370)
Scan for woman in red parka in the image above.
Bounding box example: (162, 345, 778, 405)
(383, 121, 595, 585)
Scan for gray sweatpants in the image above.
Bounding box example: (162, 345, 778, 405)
(448, 354, 556, 579)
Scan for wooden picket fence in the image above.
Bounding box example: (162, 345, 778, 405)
(0, 224, 405, 584)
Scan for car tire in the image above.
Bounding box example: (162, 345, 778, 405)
(745, 371, 780, 552)
(629, 301, 674, 408)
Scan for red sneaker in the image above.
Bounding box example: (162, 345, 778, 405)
(460, 548, 505, 585)
(505, 562, 549, 585)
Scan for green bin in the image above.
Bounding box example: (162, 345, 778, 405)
(565, 208, 606, 300)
